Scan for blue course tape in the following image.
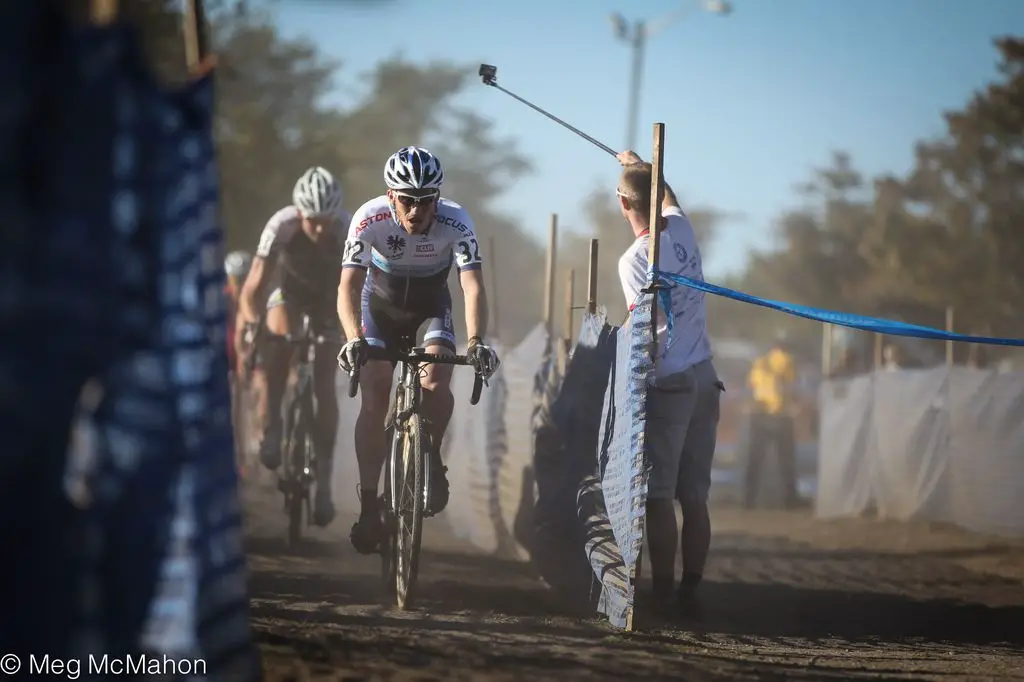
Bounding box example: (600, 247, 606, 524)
(650, 269, 1024, 347)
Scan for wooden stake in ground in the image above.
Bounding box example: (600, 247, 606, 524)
(945, 306, 955, 367)
(183, 0, 213, 75)
(563, 268, 576, 347)
(543, 214, 558, 338)
(90, 0, 118, 24)
(645, 123, 666, 358)
(586, 239, 599, 315)
(822, 323, 834, 377)
(488, 235, 500, 340)
(629, 122, 666, 633)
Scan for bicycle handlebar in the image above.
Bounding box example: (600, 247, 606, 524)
(242, 321, 340, 374)
(347, 346, 485, 405)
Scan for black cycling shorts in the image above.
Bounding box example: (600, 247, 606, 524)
(360, 282, 456, 355)
(266, 286, 340, 335)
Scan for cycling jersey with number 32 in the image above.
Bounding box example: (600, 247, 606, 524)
(343, 194, 483, 305)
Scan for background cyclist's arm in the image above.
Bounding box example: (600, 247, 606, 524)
(453, 219, 488, 341)
(338, 211, 373, 341)
(238, 255, 276, 324)
(240, 212, 289, 325)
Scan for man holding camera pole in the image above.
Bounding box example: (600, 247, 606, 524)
(614, 149, 724, 620)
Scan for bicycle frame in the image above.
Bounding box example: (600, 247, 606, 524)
(348, 340, 485, 608)
(259, 313, 339, 546)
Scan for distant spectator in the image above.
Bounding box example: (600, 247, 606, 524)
(741, 331, 800, 509)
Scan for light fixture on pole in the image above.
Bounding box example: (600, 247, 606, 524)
(609, 0, 733, 151)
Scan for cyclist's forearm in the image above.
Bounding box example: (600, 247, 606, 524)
(238, 291, 261, 324)
(337, 270, 365, 340)
(463, 286, 488, 341)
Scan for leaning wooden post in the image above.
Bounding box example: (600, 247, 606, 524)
(90, 0, 118, 24)
(629, 122, 666, 633)
(586, 239, 600, 315)
(563, 268, 576, 348)
(945, 306, 955, 367)
(646, 123, 666, 354)
(183, 0, 210, 73)
(488, 235, 501, 340)
(542, 215, 558, 337)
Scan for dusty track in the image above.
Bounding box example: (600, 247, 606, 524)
(244, 484, 1024, 681)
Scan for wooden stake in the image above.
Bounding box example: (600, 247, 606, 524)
(90, 0, 118, 25)
(822, 323, 833, 377)
(945, 306, 955, 367)
(488, 236, 500, 339)
(563, 269, 576, 345)
(183, 0, 210, 74)
(586, 238, 599, 315)
(543, 215, 558, 337)
(629, 122, 666, 634)
(646, 123, 666, 355)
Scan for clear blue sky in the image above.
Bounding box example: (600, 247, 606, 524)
(269, 0, 1023, 278)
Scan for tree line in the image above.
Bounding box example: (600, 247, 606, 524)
(132, 2, 1023, 360)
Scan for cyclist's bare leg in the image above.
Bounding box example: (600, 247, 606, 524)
(350, 359, 393, 553)
(258, 302, 292, 469)
(354, 360, 393, 491)
(311, 350, 339, 526)
(421, 344, 455, 514)
(420, 344, 455, 453)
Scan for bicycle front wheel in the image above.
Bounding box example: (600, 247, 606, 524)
(393, 413, 427, 610)
(285, 398, 311, 550)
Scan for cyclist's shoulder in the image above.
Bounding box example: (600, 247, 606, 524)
(257, 205, 301, 255)
(433, 197, 475, 237)
(348, 195, 392, 238)
(266, 205, 301, 231)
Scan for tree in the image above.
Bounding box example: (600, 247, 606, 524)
(873, 37, 1024, 340)
(128, 1, 546, 344)
(728, 37, 1024, 364)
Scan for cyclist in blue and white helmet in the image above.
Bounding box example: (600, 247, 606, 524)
(382, 146, 445, 227)
(337, 145, 501, 556)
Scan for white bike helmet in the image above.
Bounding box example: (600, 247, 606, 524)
(293, 166, 343, 218)
(224, 250, 252, 278)
(384, 146, 444, 190)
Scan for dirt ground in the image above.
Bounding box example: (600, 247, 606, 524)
(244, 484, 1024, 682)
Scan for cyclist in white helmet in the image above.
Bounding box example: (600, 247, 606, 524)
(236, 166, 352, 527)
(337, 146, 500, 555)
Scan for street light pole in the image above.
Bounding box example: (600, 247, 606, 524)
(611, 1, 733, 151)
(625, 21, 646, 152)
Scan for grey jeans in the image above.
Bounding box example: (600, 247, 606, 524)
(645, 359, 723, 502)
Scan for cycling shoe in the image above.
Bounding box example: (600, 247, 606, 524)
(258, 423, 283, 470)
(425, 455, 449, 517)
(312, 489, 335, 528)
(350, 512, 383, 555)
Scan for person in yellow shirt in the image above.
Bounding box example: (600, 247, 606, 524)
(741, 331, 800, 509)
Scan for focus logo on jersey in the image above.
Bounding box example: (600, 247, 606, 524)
(436, 214, 472, 235)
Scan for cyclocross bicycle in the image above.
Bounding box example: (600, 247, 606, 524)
(348, 336, 485, 610)
(248, 313, 338, 548)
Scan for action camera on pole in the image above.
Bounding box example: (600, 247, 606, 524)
(478, 64, 497, 86)
(476, 63, 615, 156)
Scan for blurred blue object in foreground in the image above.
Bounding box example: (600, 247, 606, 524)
(0, 7, 260, 680)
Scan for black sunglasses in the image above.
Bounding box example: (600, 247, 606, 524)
(394, 191, 439, 208)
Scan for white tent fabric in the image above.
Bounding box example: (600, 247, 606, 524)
(816, 367, 1024, 537)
